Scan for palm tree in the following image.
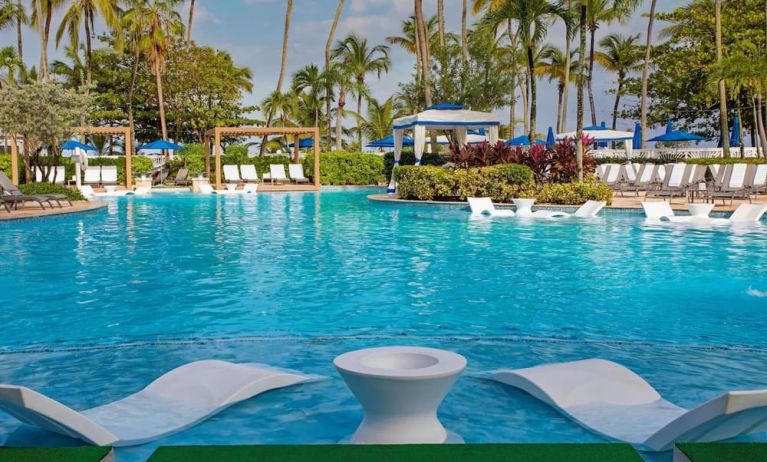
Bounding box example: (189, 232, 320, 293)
(186, 0, 194, 42)
(324, 0, 344, 146)
(261, 0, 292, 156)
(640, 0, 657, 149)
(56, 0, 120, 85)
(332, 34, 390, 149)
(0, 46, 21, 88)
(327, 61, 357, 152)
(0, 1, 25, 69)
(437, 0, 445, 47)
(386, 15, 438, 84)
(536, 44, 579, 132)
(50, 45, 85, 87)
(715, 0, 730, 157)
(481, 0, 572, 141)
(362, 96, 399, 143)
(261, 91, 298, 128)
(292, 64, 324, 128)
(576, 0, 587, 180)
(595, 33, 641, 129)
(462, 0, 469, 62)
(414, 0, 432, 106)
(560, 0, 573, 131)
(128, 0, 184, 142)
(584, 0, 640, 125)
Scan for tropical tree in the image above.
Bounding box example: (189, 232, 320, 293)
(386, 15, 438, 85)
(640, 0, 657, 148)
(56, 0, 120, 85)
(292, 64, 325, 128)
(536, 44, 580, 131)
(32, 0, 62, 80)
(584, 0, 641, 125)
(414, 0, 432, 107)
(595, 33, 642, 129)
(261, 0, 292, 155)
(332, 34, 390, 148)
(261, 90, 298, 129)
(576, 0, 587, 179)
(0, 46, 21, 88)
(324, 0, 344, 146)
(186, 0, 194, 42)
(481, 0, 572, 140)
(0, 1, 26, 68)
(361, 96, 398, 142)
(560, 0, 573, 131)
(327, 61, 357, 151)
(51, 45, 85, 87)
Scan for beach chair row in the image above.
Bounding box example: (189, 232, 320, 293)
(83, 166, 119, 186)
(223, 163, 310, 184)
(598, 162, 767, 203)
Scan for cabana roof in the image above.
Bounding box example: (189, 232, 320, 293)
(393, 105, 501, 131)
(557, 129, 634, 142)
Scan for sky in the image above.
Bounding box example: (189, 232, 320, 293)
(0, 0, 688, 137)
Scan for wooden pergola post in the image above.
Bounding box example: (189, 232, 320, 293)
(203, 134, 211, 179)
(75, 126, 134, 189)
(293, 135, 300, 163)
(214, 128, 222, 190)
(9, 136, 19, 185)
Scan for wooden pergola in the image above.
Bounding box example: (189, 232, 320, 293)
(8, 126, 134, 188)
(203, 127, 320, 190)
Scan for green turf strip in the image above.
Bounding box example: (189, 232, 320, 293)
(148, 444, 643, 462)
(0, 447, 112, 462)
(676, 443, 767, 462)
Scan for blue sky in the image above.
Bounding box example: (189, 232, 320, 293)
(1, 0, 686, 135)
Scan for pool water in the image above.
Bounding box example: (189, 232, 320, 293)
(1, 189, 767, 461)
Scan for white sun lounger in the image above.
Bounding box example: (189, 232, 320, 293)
(467, 197, 515, 217)
(101, 166, 118, 186)
(267, 164, 289, 184)
(288, 164, 310, 184)
(642, 201, 675, 220)
(491, 358, 767, 452)
(239, 164, 259, 183)
(84, 167, 101, 185)
(35, 166, 66, 184)
(0, 360, 314, 447)
(573, 200, 607, 218)
(710, 203, 767, 224)
(223, 165, 241, 184)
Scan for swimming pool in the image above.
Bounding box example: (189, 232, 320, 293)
(1, 189, 766, 461)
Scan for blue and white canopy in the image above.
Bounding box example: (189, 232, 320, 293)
(389, 104, 502, 193)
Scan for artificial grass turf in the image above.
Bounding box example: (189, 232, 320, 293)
(675, 443, 767, 462)
(0, 447, 112, 462)
(148, 444, 644, 462)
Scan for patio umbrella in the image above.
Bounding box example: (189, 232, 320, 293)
(288, 138, 314, 149)
(61, 140, 98, 151)
(648, 122, 706, 143)
(367, 135, 414, 148)
(632, 123, 642, 150)
(138, 140, 185, 151)
(507, 135, 531, 146)
(730, 115, 742, 147)
(546, 127, 556, 148)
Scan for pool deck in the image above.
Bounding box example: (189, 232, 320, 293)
(368, 194, 767, 212)
(0, 201, 107, 221)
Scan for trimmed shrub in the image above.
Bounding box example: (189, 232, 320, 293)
(19, 183, 84, 201)
(395, 164, 534, 201)
(384, 150, 447, 180)
(531, 181, 613, 205)
(89, 156, 153, 184)
(303, 151, 385, 185)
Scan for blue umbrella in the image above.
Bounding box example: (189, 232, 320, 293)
(366, 135, 414, 148)
(584, 121, 609, 131)
(288, 138, 313, 149)
(545, 127, 555, 148)
(425, 103, 463, 110)
(632, 123, 642, 149)
(61, 140, 98, 151)
(138, 140, 185, 151)
(730, 115, 742, 147)
(649, 122, 706, 143)
(507, 135, 531, 146)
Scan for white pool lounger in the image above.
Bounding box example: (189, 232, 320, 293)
(467, 197, 515, 217)
(0, 360, 314, 447)
(491, 359, 767, 452)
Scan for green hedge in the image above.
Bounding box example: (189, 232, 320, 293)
(303, 151, 385, 185)
(18, 183, 85, 201)
(395, 164, 534, 201)
(597, 156, 766, 165)
(528, 181, 613, 205)
(88, 156, 153, 184)
(384, 151, 447, 180)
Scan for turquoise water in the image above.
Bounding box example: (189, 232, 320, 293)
(1, 189, 767, 461)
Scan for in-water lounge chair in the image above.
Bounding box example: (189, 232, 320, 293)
(173, 168, 191, 186)
(491, 359, 767, 451)
(467, 197, 516, 217)
(288, 164, 310, 184)
(0, 360, 315, 447)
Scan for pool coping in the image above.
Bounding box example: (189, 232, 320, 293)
(0, 201, 108, 221)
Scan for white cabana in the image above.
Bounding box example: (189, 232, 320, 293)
(557, 128, 635, 157)
(389, 104, 502, 193)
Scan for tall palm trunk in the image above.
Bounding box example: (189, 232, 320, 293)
(526, 46, 537, 141)
(186, 0, 195, 42)
(155, 64, 168, 141)
(560, 0, 572, 132)
(461, 0, 469, 62)
(556, 82, 564, 132)
(85, 13, 93, 85)
(35, 0, 46, 81)
(16, 0, 23, 65)
(587, 26, 597, 125)
(336, 87, 345, 151)
(715, 0, 730, 157)
(757, 95, 767, 160)
(520, 71, 529, 135)
(43, 0, 52, 79)
(508, 20, 517, 136)
(357, 81, 364, 148)
(261, 0, 292, 156)
(576, 0, 587, 180)
(611, 74, 623, 130)
(325, 0, 344, 147)
(415, 0, 432, 106)
(437, 0, 445, 47)
(640, 0, 657, 149)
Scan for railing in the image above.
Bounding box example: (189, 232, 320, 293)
(593, 148, 762, 159)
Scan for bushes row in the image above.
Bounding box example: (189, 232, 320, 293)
(18, 183, 85, 201)
(395, 164, 611, 205)
(383, 151, 447, 180)
(303, 152, 385, 185)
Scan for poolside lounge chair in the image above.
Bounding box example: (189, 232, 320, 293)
(223, 165, 241, 184)
(101, 166, 118, 186)
(239, 165, 259, 184)
(0, 360, 315, 447)
(491, 358, 767, 452)
(35, 166, 66, 184)
(706, 164, 753, 205)
(600, 164, 622, 188)
(289, 164, 310, 184)
(645, 163, 691, 201)
(84, 166, 101, 186)
(79, 185, 96, 198)
(0, 197, 10, 213)
(467, 197, 515, 217)
(172, 168, 191, 186)
(595, 164, 609, 181)
(265, 164, 289, 184)
(613, 164, 639, 196)
(0, 171, 61, 209)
